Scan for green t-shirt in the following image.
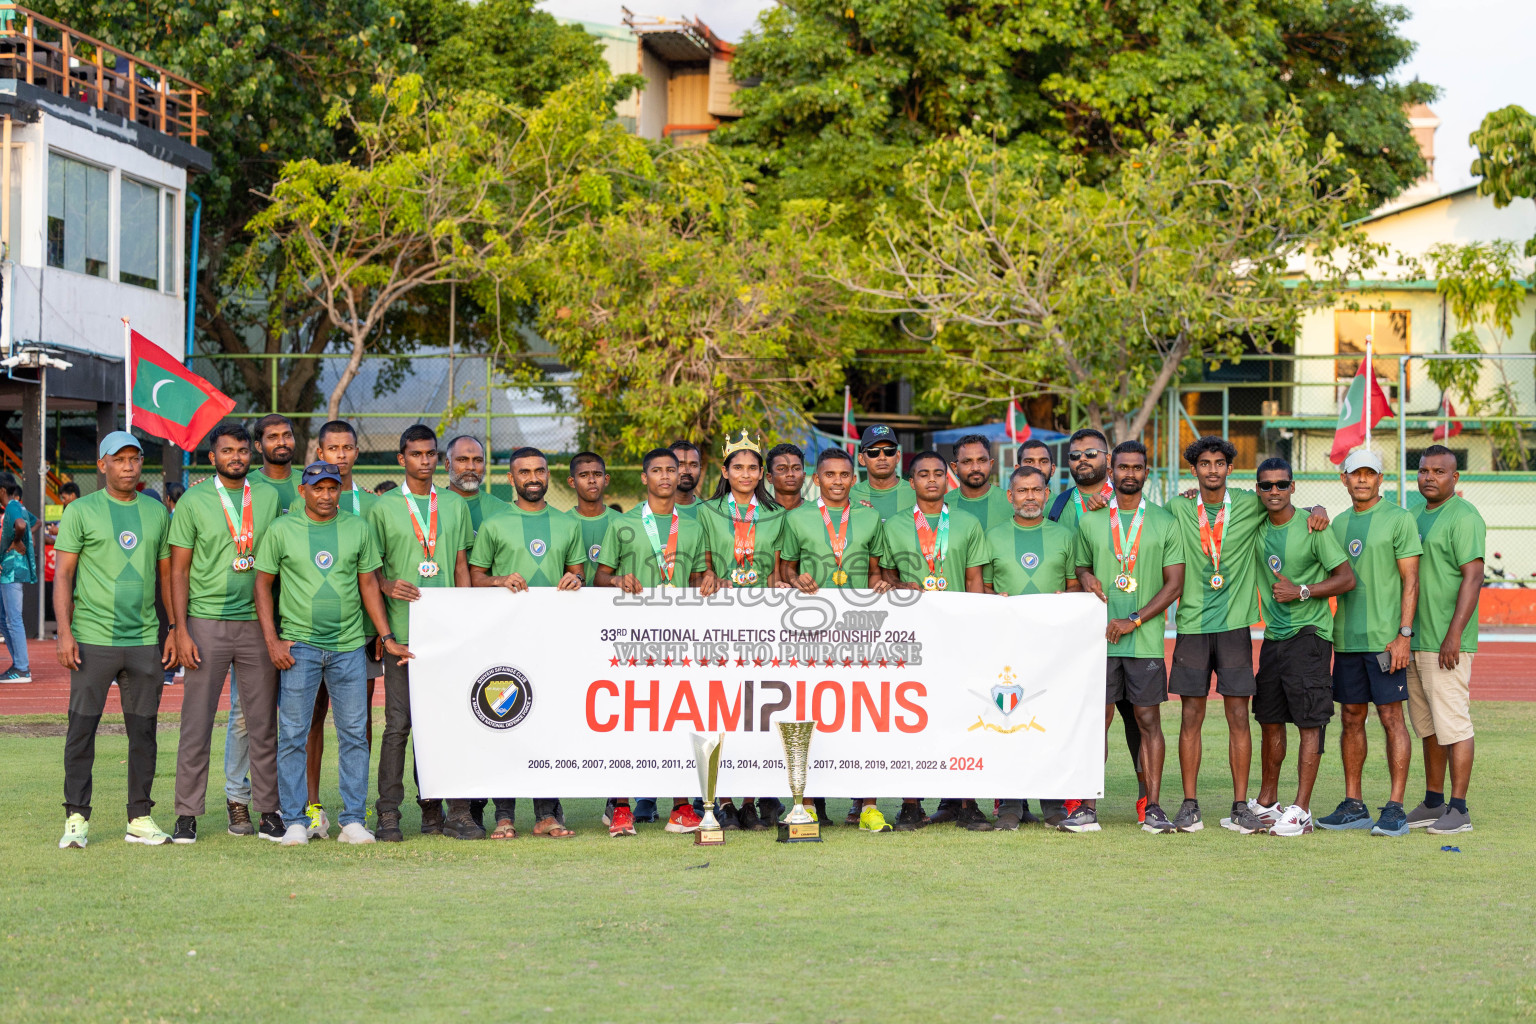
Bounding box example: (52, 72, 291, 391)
(254, 509, 383, 652)
(1074, 500, 1184, 660)
(573, 507, 621, 585)
(674, 497, 703, 520)
(167, 477, 282, 621)
(54, 490, 172, 646)
(1257, 511, 1349, 643)
(597, 502, 709, 587)
(879, 505, 988, 591)
(777, 500, 886, 589)
(365, 487, 474, 643)
(951, 486, 1015, 532)
(699, 495, 790, 587)
(1170, 489, 1266, 635)
(1330, 499, 1423, 653)
(1412, 496, 1485, 654)
(285, 483, 378, 521)
(469, 504, 585, 587)
(459, 490, 511, 537)
(984, 518, 1077, 596)
(849, 478, 917, 521)
(1050, 483, 1113, 533)
(252, 469, 299, 515)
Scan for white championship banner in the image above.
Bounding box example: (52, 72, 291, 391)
(408, 587, 1107, 798)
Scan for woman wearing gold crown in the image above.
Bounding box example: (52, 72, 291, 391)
(696, 429, 791, 831)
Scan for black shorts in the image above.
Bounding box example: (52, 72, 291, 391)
(1168, 627, 1256, 698)
(1332, 651, 1408, 707)
(1254, 628, 1334, 728)
(1107, 657, 1167, 707)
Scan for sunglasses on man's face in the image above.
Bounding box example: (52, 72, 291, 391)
(1256, 479, 1293, 492)
(864, 446, 899, 457)
(1067, 448, 1107, 462)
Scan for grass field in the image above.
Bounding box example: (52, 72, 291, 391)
(2, 706, 1534, 1023)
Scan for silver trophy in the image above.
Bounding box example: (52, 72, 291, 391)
(776, 720, 822, 843)
(690, 732, 725, 846)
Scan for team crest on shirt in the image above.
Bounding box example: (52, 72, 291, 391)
(529, 538, 547, 557)
(1020, 552, 1039, 570)
(1348, 538, 1363, 558)
(588, 543, 601, 561)
(1267, 554, 1282, 573)
(118, 530, 138, 550)
(314, 550, 334, 570)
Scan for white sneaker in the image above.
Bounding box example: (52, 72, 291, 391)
(336, 822, 375, 844)
(280, 823, 309, 846)
(1271, 805, 1314, 837)
(305, 804, 330, 839)
(1250, 799, 1283, 827)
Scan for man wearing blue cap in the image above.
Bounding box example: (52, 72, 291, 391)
(54, 431, 178, 849)
(255, 461, 408, 846)
(850, 424, 916, 522)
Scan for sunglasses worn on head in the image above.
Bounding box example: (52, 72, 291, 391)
(864, 446, 899, 457)
(1256, 479, 1292, 491)
(1067, 448, 1106, 461)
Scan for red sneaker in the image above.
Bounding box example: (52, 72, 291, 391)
(1063, 799, 1082, 816)
(1136, 796, 1148, 824)
(609, 805, 636, 837)
(665, 804, 702, 833)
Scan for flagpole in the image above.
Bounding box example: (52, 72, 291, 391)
(122, 316, 133, 432)
(1363, 312, 1373, 453)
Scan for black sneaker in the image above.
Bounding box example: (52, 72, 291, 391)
(757, 798, 785, 825)
(844, 802, 862, 827)
(376, 810, 403, 843)
(1223, 800, 1265, 834)
(1058, 806, 1101, 832)
(919, 804, 959, 829)
(258, 812, 284, 842)
(1172, 798, 1203, 833)
(994, 810, 1022, 831)
(1018, 801, 1041, 826)
(226, 801, 255, 836)
(419, 801, 446, 836)
(957, 802, 994, 832)
(172, 815, 197, 844)
(738, 803, 765, 831)
(1142, 802, 1175, 833)
(442, 812, 486, 840)
(893, 802, 925, 831)
(468, 799, 488, 833)
(717, 803, 741, 831)
(813, 798, 831, 825)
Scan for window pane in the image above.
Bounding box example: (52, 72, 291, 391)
(1334, 309, 1410, 393)
(120, 177, 159, 289)
(161, 192, 177, 295)
(46, 152, 109, 278)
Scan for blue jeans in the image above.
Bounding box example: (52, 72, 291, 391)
(0, 581, 27, 673)
(224, 668, 252, 805)
(277, 643, 368, 828)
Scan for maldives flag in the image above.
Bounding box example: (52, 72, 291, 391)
(1005, 397, 1031, 443)
(1329, 354, 1394, 464)
(1432, 397, 1463, 441)
(129, 330, 236, 450)
(842, 385, 856, 456)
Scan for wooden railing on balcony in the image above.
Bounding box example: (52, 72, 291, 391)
(0, 4, 206, 148)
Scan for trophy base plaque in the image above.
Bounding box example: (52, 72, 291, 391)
(776, 820, 822, 843)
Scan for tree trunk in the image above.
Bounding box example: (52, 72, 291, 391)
(327, 327, 368, 422)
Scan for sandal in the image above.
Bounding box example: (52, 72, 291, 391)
(489, 818, 517, 840)
(533, 816, 575, 838)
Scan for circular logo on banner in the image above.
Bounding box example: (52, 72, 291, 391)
(588, 543, 602, 562)
(1267, 554, 1282, 573)
(1020, 552, 1040, 570)
(529, 538, 547, 558)
(1348, 538, 1363, 558)
(315, 550, 334, 570)
(118, 531, 138, 550)
(471, 665, 533, 730)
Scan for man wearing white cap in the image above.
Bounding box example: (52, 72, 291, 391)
(1318, 448, 1421, 837)
(53, 431, 178, 849)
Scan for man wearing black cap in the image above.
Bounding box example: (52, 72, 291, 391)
(255, 461, 407, 846)
(850, 425, 916, 522)
(54, 431, 178, 849)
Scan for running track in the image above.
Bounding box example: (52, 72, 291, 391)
(1, 637, 1531, 716)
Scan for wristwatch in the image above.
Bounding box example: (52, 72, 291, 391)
(1128, 612, 1143, 628)
(1399, 626, 1414, 639)
(382, 632, 397, 643)
(1298, 585, 1311, 602)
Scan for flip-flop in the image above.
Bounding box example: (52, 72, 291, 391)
(533, 816, 575, 839)
(489, 819, 517, 840)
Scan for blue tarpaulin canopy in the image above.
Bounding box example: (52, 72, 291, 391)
(931, 422, 1068, 446)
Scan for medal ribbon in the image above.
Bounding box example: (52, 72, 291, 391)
(1110, 498, 1147, 578)
(817, 497, 850, 571)
(641, 503, 680, 582)
(404, 486, 439, 562)
(728, 494, 758, 569)
(1073, 480, 1114, 514)
(215, 480, 254, 555)
(913, 504, 950, 575)
(1196, 491, 1230, 578)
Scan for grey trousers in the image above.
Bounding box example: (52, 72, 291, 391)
(174, 618, 279, 816)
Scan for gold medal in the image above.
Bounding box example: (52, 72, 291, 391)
(1210, 573, 1224, 590)
(1114, 572, 1131, 592)
(419, 560, 440, 578)
(744, 569, 758, 585)
(831, 569, 849, 586)
(1125, 576, 1137, 593)
(923, 575, 939, 591)
(936, 576, 948, 591)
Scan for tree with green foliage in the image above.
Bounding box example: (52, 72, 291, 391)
(845, 111, 1370, 442)
(718, 0, 1435, 218)
(1471, 105, 1536, 257)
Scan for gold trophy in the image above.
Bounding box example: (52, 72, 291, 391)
(776, 720, 822, 843)
(690, 732, 725, 846)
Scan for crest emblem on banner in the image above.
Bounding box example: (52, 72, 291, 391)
(990, 666, 1024, 716)
(471, 664, 534, 730)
